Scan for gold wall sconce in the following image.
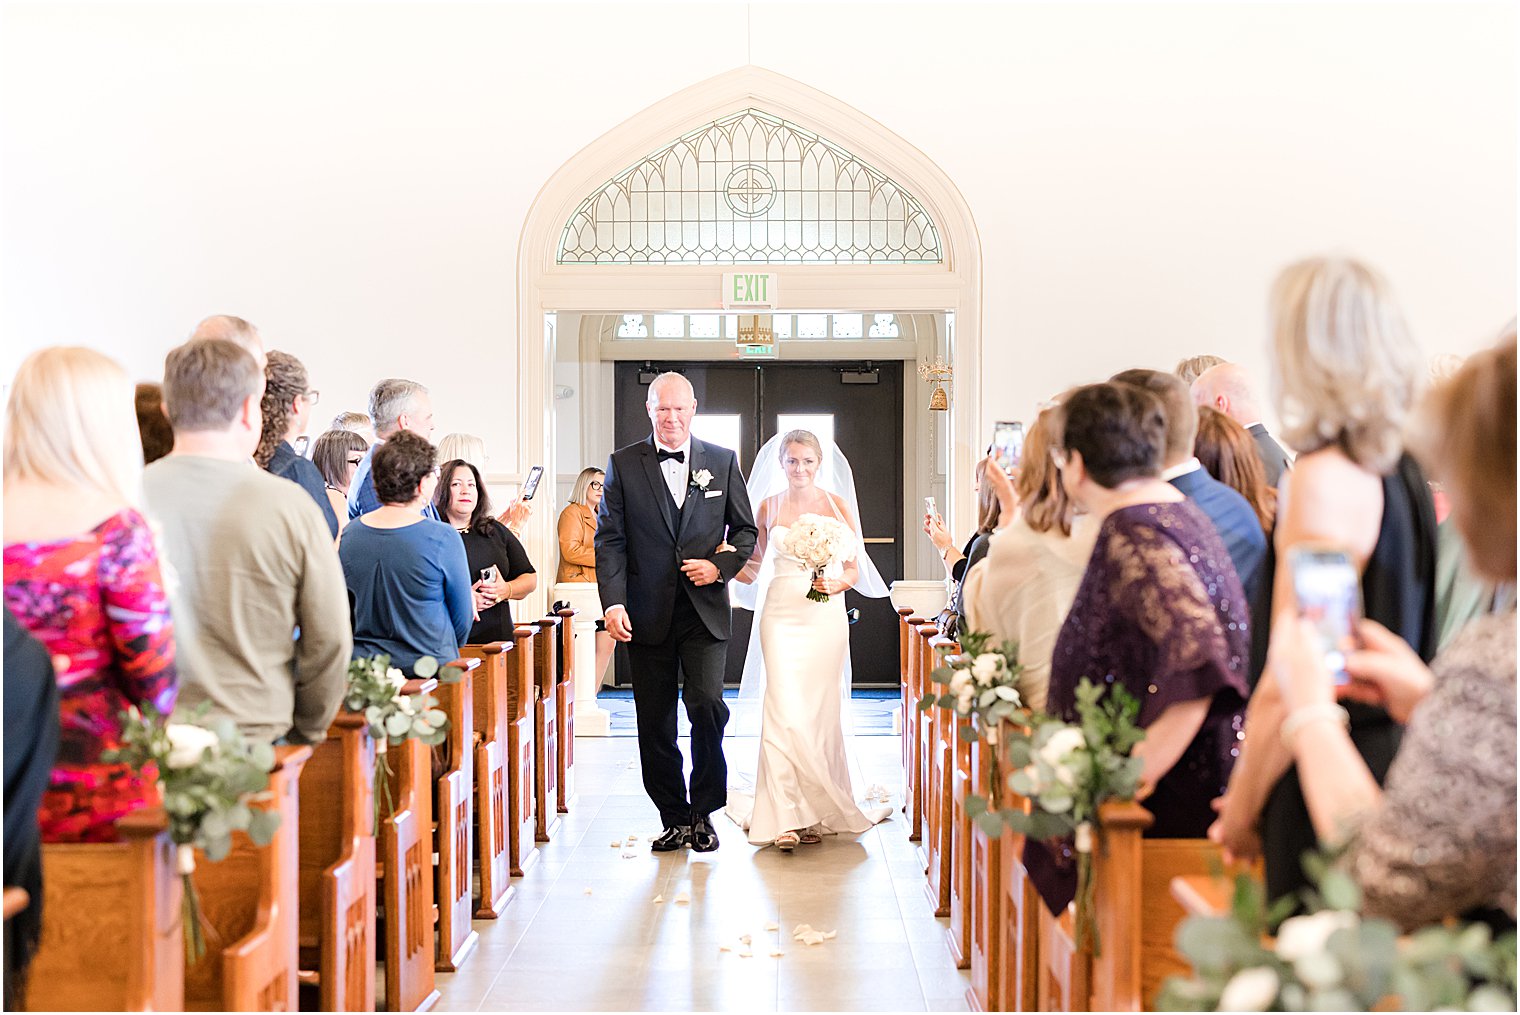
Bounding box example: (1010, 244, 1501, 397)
(918, 357, 953, 411)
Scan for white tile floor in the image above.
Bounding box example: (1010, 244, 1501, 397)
(433, 734, 973, 1012)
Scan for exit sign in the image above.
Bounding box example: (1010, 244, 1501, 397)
(722, 272, 778, 308)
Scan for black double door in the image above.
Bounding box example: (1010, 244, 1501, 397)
(611, 361, 904, 687)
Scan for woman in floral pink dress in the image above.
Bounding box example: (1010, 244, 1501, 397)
(3, 348, 178, 842)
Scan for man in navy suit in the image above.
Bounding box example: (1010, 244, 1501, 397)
(1190, 362, 1292, 488)
(1112, 370, 1268, 613)
(595, 372, 758, 852)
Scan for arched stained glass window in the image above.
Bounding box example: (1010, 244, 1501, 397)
(559, 109, 943, 265)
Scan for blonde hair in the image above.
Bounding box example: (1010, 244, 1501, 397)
(1268, 256, 1422, 474)
(1015, 406, 1076, 537)
(1175, 354, 1227, 385)
(4, 346, 142, 505)
(437, 432, 486, 469)
(777, 429, 823, 462)
(569, 466, 604, 506)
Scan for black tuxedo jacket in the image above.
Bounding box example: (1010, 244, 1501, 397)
(594, 436, 758, 645)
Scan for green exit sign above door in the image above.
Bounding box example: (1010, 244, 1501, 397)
(721, 272, 778, 308)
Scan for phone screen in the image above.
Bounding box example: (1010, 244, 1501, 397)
(1289, 546, 1362, 686)
(989, 421, 1024, 473)
(520, 465, 544, 501)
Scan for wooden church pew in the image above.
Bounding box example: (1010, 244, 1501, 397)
(947, 705, 974, 969)
(530, 617, 563, 843)
(296, 712, 376, 1012)
(1035, 800, 1236, 1011)
(432, 656, 480, 972)
(555, 606, 577, 813)
(184, 743, 312, 1011)
(27, 808, 184, 1011)
(914, 622, 939, 862)
(902, 614, 927, 847)
(924, 630, 957, 918)
(504, 625, 539, 875)
(460, 640, 514, 917)
(378, 678, 440, 1013)
(896, 607, 917, 835)
(990, 726, 1042, 1014)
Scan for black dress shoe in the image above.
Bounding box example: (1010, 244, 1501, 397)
(689, 813, 719, 853)
(651, 825, 690, 852)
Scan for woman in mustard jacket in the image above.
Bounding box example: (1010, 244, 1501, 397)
(557, 467, 613, 684)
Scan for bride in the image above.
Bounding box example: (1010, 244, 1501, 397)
(724, 429, 893, 851)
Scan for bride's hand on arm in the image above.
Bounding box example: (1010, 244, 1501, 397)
(734, 507, 770, 584)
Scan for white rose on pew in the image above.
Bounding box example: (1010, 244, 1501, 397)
(1037, 726, 1086, 788)
(972, 654, 1000, 685)
(164, 724, 221, 769)
(1275, 910, 1356, 963)
(386, 667, 406, 691)
(956, 683, 976, 711)
(948, 669, 972, 694)
(1218, 966, 1279, 1012)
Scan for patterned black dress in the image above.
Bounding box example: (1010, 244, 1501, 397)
(1025, 500, 1251, 913)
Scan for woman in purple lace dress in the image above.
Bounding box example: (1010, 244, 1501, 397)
(1026, 382, 1251, 913)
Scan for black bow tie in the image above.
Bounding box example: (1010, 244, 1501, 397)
(657, 448, 685, 464)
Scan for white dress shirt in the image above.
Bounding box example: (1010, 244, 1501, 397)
(1161, 456, 1204, 482)
(656, 437, 691, 508)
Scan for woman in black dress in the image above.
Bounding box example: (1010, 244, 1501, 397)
(434, 459, 537, 644)
(1209, 257, 1437, 908)
(1025, 382, 1250, 913)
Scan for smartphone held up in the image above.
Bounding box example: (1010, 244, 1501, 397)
(1288, 545, 1363, 687)
(989, 421, 1024, 474)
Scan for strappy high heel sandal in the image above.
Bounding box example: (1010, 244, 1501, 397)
(798, 826, 823, 845)
(774, 830, 801, 852)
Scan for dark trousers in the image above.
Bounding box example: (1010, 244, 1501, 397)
(627, 587, 729, 828)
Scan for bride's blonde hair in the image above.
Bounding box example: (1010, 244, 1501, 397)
(777, 429, 823, 461)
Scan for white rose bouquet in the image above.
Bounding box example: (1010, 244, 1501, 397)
(345, 654, 458, 831)
(1000, 678, 1145, 956)
(1158, 854, 1518, 1011)
(104, 704, 279, 964)
(919, 630, 1026, 741)
(779, 513, 858, 603)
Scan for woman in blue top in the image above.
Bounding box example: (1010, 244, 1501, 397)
(339, 431, 477, 673)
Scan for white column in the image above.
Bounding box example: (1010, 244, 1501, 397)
(555, 581, 611, 736)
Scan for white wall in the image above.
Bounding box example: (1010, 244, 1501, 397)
(3, 2, 1514, 465)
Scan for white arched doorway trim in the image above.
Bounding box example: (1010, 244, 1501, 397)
(515, 65, 984, 613)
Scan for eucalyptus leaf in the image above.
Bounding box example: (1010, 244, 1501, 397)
(385, 713, 412, 737)
(247, 807, 282, 846)
(975, 812, 1004, 839)
(964, 795, 987, 818)
(201, 835, 232, 862)
(413, 656, 439, 678)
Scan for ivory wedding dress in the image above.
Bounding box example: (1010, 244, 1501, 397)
(724, 432, 894, 846)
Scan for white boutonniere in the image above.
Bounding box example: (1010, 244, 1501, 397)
(691, 469, 714, 491)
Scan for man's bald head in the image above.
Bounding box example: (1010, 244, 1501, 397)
(646, 371, 696, 449)
(191, 315, 265, 369)
(1191, 362, 1265, 426)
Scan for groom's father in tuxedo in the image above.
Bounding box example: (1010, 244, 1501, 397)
(595, 372, 758, 852)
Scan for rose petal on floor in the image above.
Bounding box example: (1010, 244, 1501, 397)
(673, 891, 690, 905)
(764, 921, 779, 932)
(652, 894, 664, 904)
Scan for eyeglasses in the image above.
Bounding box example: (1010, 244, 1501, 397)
(303, 389, 321, 406)
(347, 456, 364, 467)
(589, 481, 604, 491)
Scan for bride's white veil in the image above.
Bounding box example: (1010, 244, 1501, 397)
(724, 431, 893, 825)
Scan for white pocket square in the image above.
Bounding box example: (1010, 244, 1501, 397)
(705, 489, 723, 498)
